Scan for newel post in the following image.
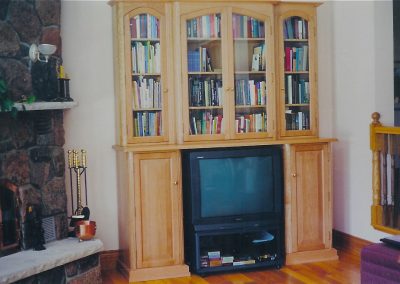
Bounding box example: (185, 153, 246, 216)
(370, 112, 382, 227)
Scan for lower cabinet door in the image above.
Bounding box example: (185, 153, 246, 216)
(133, 151, 184, 268)
(284, 143, 337, 264)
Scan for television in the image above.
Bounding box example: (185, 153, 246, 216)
(182, 146, 283, 227)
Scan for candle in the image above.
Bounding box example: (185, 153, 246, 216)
(59, 65, 65, 79)
(68, 150, 73, 168)
(81, 150, 87, 168)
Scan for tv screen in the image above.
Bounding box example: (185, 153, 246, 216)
(199, 156, 274, 218)
(182, 146, 283, 225)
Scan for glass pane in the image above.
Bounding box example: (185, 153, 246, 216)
(186, 14, 224, 136)
(283, 16, 310, 131)
(130, 13, 162, 137)
(232, 14, 267, 134)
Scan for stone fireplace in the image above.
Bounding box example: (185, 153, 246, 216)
(0, 111, 68, 253)
(0, 0, 68, 253)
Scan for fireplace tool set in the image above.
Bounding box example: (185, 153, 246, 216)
(67, 149, 96, 241)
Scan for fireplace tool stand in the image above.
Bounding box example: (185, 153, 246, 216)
(67, 149, 89, 236)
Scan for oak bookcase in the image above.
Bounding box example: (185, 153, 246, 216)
(110, 0, 337, 282)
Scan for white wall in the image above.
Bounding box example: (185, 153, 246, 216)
(61, 0, 395, 250)
(61, 0, 118, 249)
(319, 0, 393, 242)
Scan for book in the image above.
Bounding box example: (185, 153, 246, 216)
(380, 235, 400, 249)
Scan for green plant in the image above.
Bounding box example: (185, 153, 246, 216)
(0, 78, 17, 117)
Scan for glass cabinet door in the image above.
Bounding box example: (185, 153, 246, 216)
(231, 13, 271, 139)
(281, 15, 313, 136)
(128, 12, 167, 143)
(183, 12, 226, 141)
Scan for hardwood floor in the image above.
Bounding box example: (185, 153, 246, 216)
(101, 250, 361, 284)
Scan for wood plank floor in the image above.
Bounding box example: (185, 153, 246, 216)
(102, 250, 360, 284)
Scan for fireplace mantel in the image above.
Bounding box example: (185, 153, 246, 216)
(13, 101, 78, 111)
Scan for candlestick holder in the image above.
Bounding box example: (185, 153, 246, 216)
(67, 149, 90, 232)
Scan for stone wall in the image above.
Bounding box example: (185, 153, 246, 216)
(0, 0, 68, 248)
(0, 0, 61, 101)
(15, 253, 102, 284)
(0, 111, 69, 246)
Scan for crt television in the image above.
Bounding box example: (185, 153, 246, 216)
(182, 146, 283, 226)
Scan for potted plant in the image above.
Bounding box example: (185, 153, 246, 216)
(0, 78, 17, 117)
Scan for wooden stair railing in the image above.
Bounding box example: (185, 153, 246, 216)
(370, 112, 400, 234)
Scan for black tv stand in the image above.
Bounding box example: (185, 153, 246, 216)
(184, 221, 284, 275)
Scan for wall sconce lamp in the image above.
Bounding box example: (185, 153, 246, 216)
(29, 43, 57, 63)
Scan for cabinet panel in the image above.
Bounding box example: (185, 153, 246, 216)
(295, 147, 325, 251)
(179, 4, 275, 142)
(121, 4, 174, 144)
(180, 6, 229, 142)
(284, 143, 337, 264)
(230, 7, 275, 140)
(133, 152, 183, 268)
(276, 5, 318, 138)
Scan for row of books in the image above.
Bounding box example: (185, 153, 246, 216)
(187, 47, 213, 72)
(285, 75, 310, 104)
(232, 14, 265, 38)
(130, 14, 160, 39)
(235, 79, 267, 106)
(189, 78, 223, 107)
(132, 41, 161, 74)
(133, 111, 162, 137)
(284, 46, 308, 72)
(283, 17, 308, 40)
(187, 14, 221, 38)
(132, 78, 162, 109)
(200, 251, 258, 268)
(235, 113, 267, 133)
(285, 110, 310, 131)
(251, 43, 266, 71)
(190, 112, 223, 135)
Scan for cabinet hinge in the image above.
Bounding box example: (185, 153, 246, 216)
(328, 231, 331, 241)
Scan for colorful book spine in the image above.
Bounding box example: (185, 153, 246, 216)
(187, 14, 221, 38)
(132, 42, 161, 73)
(131, 14, 160, 39)
(190, 112, 223, 135)
(133, 111, 162, 137)
(189, 78, 223, 107)
(283, 17, 308, 40)
(235, 113, 266, 133)
(234, 79, 266, 106)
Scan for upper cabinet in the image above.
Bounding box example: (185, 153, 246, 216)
(112, 1, 321, 146)
(275, 4, 318, 138)
(113, 2, 174, 145)
(179, 3, 275, 142)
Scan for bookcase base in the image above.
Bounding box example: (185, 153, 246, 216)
(122, 264, 190, 282)
(285, 248, 338, 265)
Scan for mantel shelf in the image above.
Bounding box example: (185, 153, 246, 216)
(13, 101, 78, 111)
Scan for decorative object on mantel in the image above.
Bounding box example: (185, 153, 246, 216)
(29, 43, 57, 63)
(24, 204, 46, 251)
(67, 149, 95, 241)
(54, 64, 73, 102)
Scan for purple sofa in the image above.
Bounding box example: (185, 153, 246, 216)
(361, 243, 400, 283)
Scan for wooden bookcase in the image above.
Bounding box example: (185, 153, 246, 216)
(111, 0, 337, 282)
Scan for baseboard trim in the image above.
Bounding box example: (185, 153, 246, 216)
(332, 229, 372, 260)
(100, 250, 120, 271)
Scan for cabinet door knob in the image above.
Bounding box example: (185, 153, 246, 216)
(173, 181, 178, 185)
(163, 88, 168, 93)
(292, 173, 297, 177)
